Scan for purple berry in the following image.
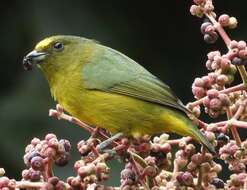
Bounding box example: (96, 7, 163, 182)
(216, 133, 229, 143)
(232, 57, 243, 65)
(204, 32, 218, 44)
(211, 178, 225, 188)
(31, 156, 45, 171)
(29, 169, 41, 181)
(48, 176, 59, 185)
(27, 151, 42, 162)
(55, 181, 66, 190)
(59, 139, 71, 152)
(55, 152, 70, 167)
(201, 22, 212, 34)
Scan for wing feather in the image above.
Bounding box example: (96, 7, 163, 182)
(82, 44, 188, 113)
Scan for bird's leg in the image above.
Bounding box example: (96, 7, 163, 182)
(96, 132, 124, 153)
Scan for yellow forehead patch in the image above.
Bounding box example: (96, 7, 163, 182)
(35, 38, 53, 51)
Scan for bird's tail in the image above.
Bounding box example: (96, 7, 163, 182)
(162, 110, 216, 154)
(188, 123, 216, 154)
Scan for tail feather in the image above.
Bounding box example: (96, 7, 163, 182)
(163, 110, 216, 154)
(189, 125, 216, 154)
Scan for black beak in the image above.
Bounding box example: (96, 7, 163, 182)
(23, 50, 47, 70)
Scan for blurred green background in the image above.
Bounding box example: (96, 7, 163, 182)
(0, 0, 247, 185)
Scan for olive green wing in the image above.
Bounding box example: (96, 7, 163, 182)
(82, 44, 188, 113)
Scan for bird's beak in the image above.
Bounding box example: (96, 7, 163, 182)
(23, 50, 48, 70)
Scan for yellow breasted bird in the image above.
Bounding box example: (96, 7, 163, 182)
(23, 35, 215, 153)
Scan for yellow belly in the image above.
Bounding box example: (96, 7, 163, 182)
(55, 85, 189, 138)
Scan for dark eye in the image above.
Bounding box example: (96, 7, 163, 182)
(53, 42, 64, 51)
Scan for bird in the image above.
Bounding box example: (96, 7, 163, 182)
(23, 35, 215, 153)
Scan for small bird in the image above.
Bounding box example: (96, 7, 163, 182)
(23, 35, 215, 153)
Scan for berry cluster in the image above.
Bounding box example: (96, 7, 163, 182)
(68, 160, 110, 189)
(41, 177, 67, 190)
(226, 173, 247, 189)
(0, 177, 16, 190)
(23, 134, 71, 170)
(219, 140, 247, 173)
(120, 163, 139, 190)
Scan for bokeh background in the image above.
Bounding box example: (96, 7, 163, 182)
(1, 0, 247, 185)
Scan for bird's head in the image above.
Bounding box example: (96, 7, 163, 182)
(23, 35, 95, 74)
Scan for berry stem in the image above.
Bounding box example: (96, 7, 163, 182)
(226, 108, 241, 146)
(49, 105, 112, 140)
(15, 181, 43, 189)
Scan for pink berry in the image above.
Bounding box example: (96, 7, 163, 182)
(220, 58, 231, 70)
(204, 1, 214, 12)
(193, 77, 205, 87)
(202, 76, 212, 87)
(206, 60, 213, 70)
(45, 133, 57, 141)
(193, 0, 205, 5)
(238, 41, 246, 50)
(218, 14, 230, 27)
(229, 40, 238, 49)
(48, 138, 59, 149)
(209, 98, 222, 111)
(190, 5, 203, 17)
(207, 51, 221, 61)
(31, 138, 41, 146)
(207, 89, 219, 99)
(182, 172, 194, 186)
(41, 182, 54, 190)
(192, 86, 206, 99)
(203, 96, 211, 107)
(238, 49, 247, 59)
(0, 177, 10, 188)
(22, 169, 30, 180)
(160, 143, 171, 153)
(191, 153, 203, 165)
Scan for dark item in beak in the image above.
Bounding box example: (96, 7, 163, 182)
(23, 51, 47, 71)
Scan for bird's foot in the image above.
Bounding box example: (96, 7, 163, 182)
(96, 132, 124, 153)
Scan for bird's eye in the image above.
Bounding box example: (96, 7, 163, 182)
(53, 42, 64, 51)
